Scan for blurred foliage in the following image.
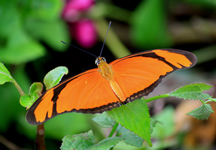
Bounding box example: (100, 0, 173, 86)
(0, 0, 69, 64)
(0, 0, 216, 149)
(131, 0, 173, 49)
(150, 106, 175, 149)
(151, 106, 175, 140)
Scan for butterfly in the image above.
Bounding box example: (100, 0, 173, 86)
(26, 49, 197, 125)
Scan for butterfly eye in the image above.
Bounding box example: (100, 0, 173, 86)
(102, 57, 106, 62)
(95, 57, 106, 66)
(95, 58, 100, 66)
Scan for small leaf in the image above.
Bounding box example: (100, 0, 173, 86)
(0, 62, 14, 84)
(29, 82, 43, 100)
(192, 83, 212, 91)
(187, 103, 214, 120)
(60, 130, 95, 150)
(88, 137, 124, 150)
(107, 98, 152, 146)
(151, 106, 175, 139)
(92, 112, 116, 128)
(44, 66, 68, 90)
(150, 118, 161, 134)
(169, 83, 212, 100)
(20, 94, 32, 108)
(116, 125, 143, 147)
(20, 82, 43, 108)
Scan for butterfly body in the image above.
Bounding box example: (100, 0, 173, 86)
(97, 57, 113, 81)
(26, 49, 197, 125)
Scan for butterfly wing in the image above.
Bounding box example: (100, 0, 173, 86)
(26, 49, 197, 125)
(109, 49, 197, 102)
(26, 69, 121, 125)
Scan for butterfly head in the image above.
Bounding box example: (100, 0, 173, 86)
(95, 57, 106, 66)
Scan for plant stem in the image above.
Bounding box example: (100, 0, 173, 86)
(36, 124, 46, 150)
(200, 100, 205, 104)
(108, 122, 119, 137)
(144, 94, 170, 103)
(12, 77, 46, 149)
(91, 3, 131, 23)
(208, 98, 216, 102)
(34, 93, 46, 149)
(12, 80, 25, 96)
(95, 18, 131, 58)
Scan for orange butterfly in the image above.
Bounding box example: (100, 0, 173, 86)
(26, 49, 197, 125)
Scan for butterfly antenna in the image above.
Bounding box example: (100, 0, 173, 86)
(99, 21, 112, 57)
(61, 41, 97, 58)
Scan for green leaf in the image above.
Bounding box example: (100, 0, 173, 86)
(0, 62, 14, 84)
(107, 98, 152, 146)
(151, 106, 175, 139)
(187, 103, 214, 120)
(92, 112, 116, 128)
(20, 82, 43, 108)
(116, 125, 143, 147)
(88, 137, 124, 150)
(131, 0, 172, 49)
(60, 130, 95, 150)
(192, 83, 212, 91)
(20, 94, 32, 108)
(44, 66, 68, 90)
(29, 82, 43, 100)
(169, 83, 212, 100)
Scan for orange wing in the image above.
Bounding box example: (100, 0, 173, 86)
(26, 69, 121, 125)
(26, 49, 197, 125)
(109, 49, 197, 103)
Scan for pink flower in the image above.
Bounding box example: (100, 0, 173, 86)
(62, 0, 97, 48)
(69, 19, 97, 48)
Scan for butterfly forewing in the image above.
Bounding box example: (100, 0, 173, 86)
(109, 49, 197, 103)
(26, 69, 121, 125)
